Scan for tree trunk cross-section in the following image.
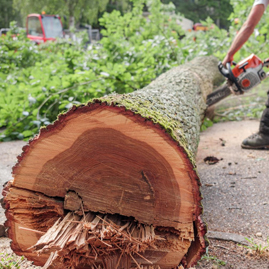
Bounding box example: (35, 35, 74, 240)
(2, 56, 224, 268)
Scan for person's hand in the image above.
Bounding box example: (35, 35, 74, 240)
(222, 54, 234, 67)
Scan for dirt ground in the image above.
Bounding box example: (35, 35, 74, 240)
(0, 120, 269, 268)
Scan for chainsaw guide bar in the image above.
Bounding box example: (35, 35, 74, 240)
(206, 84, 231, 107)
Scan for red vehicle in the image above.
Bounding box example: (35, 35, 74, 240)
(26, 13, 64, 43)
(192, 23, 208, 31)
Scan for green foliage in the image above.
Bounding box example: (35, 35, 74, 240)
(201, 247, 226, 267)
(0, 23, 41, 73)
(201, 254, 226, 267)
(212, 82, 267, 124)
(161, 0, 233, 29)
(180, 17, 230, 62)
(0, 0, 21, 28)
(98, 0, 184, 90)
(1, 2, 188, 141)
(12, 0, 116, 28)
(201, 118, 214, 132)
(240, 237, 269, 255)
(105, 0, 131, 15)
(0, 26, 101, 141)
(1, 0, 269, 141)
(228, 0, 269, 63)
(0, 253, 24, 268)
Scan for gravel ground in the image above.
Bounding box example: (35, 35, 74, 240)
(0, 120, 269, 268)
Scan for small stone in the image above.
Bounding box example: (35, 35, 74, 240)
(256, 232, 262, 237)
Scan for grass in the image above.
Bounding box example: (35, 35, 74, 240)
(240, 237, 269, 255)
(0, 253, 24, 269)
(199, 247, 227, 267)
(201, 254, 226, 266)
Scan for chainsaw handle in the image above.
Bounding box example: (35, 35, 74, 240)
(218, 61, 242, 93)
(238, 61, 248, 71)
(218, 62, 230, 78)
(226, 62, 239, 88)
(264, 59, 269, 68)
(218, 61, 237, 79)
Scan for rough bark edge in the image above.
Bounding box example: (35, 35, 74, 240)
(181, 216, 208, 268)
(11, 100, 205, 266)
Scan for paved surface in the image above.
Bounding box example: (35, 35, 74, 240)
(0, 140, 25, 185)
(197, 120, 269, 240)
(0, 140, 26, 224)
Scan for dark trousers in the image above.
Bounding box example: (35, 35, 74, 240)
(260, 90, 269, 135)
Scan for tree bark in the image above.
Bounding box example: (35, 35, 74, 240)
(2, 56, 224, 268)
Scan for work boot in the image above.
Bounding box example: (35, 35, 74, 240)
(242, 90, 269, 149)
(241, 132, 269, 149)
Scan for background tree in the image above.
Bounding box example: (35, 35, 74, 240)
(106, 0, 131, 13)
(161, 0, 233, 29)
(7, 0, 233, 30)
(0, 0, 21, 28)
(12, 0, 120, 29)
(92, 0, 131, 27)
(227, 0, 269, 63)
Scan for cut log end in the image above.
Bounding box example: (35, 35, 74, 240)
(3, 102, 205, 268)
(2, 102, 206, 268)
(2, 55, 223, 268)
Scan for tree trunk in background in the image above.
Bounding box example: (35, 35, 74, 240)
(69, 16, 75, 30)
(66, 0, 78, 31)
(2, 56, 224, 269)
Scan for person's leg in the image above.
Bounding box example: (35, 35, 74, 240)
(241, 91, 269, 149)
(259, 101, 269, 135)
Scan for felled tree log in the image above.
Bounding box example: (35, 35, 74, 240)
(2, 56, 224, 268)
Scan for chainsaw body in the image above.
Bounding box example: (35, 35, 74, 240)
(219, 54, 267, 93)
(207, 54, 269, 107)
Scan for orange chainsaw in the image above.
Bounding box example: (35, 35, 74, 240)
(206, 54, 269, 107)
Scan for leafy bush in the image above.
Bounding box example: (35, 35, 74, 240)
(0, 0, 268, 141)
(0, 1, 187, 141)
